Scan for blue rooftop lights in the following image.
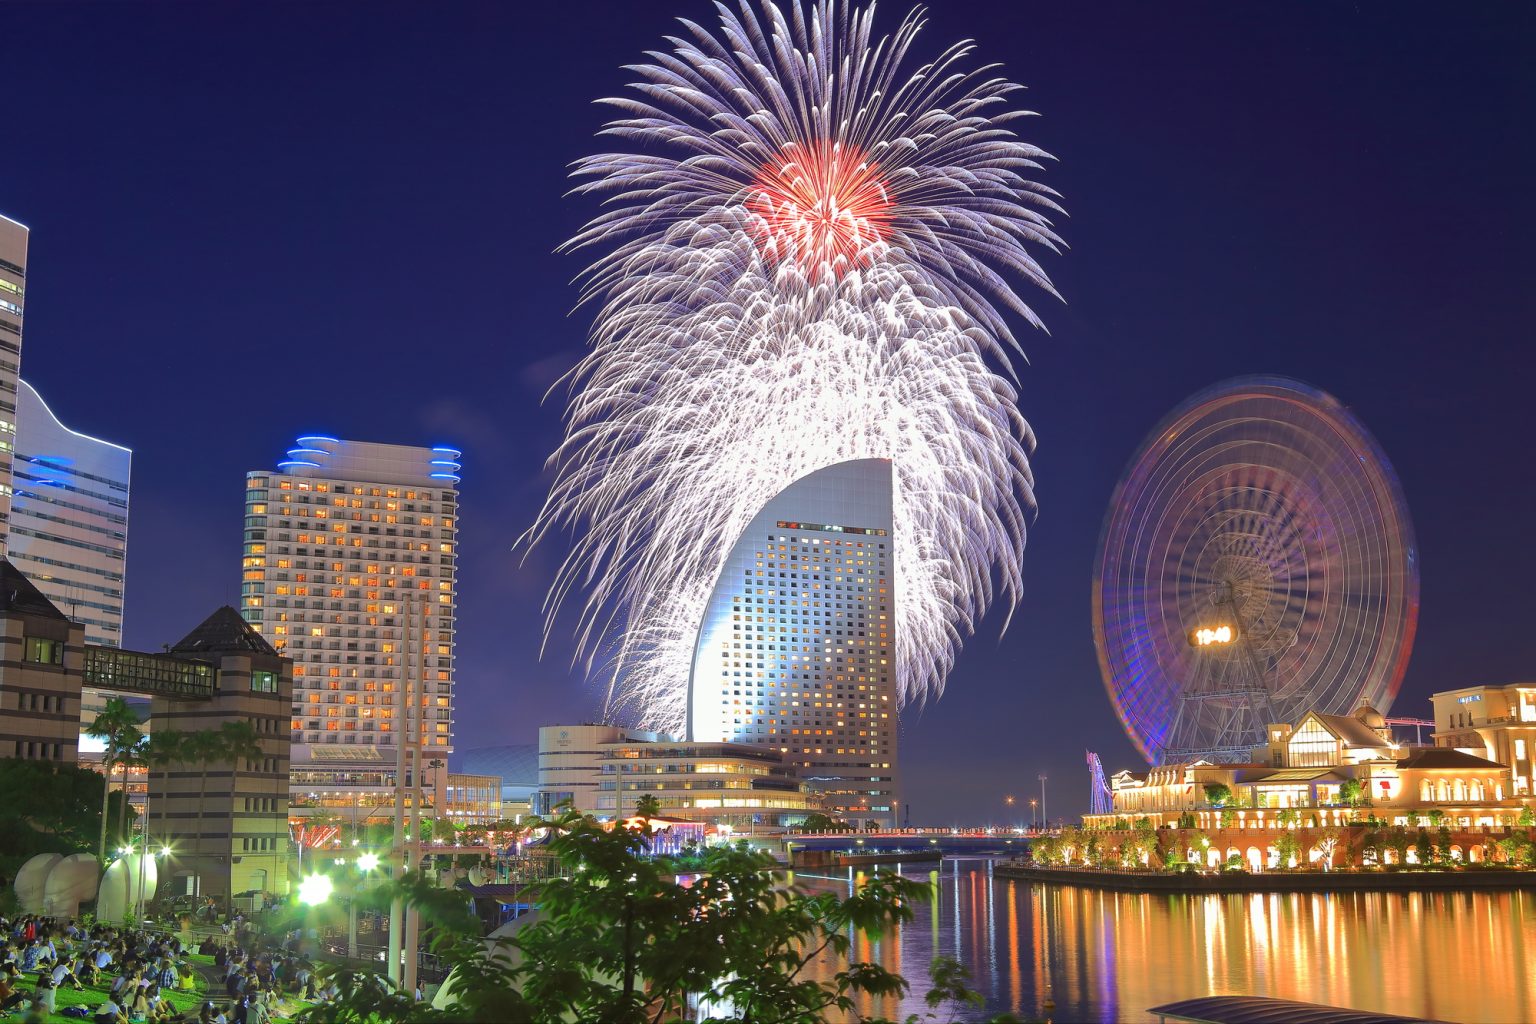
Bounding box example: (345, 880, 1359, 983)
(286, 448, 329, 459)
(429, 472, 462, 483)
(278, 460, 321, 470)
(295, 435, 340, 446)
(431, 446, 462, 457)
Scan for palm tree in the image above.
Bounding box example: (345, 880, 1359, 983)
(141, 730, 186, 847)
(218, 720, 267, 887)
(186, 729, 224, 862)
(86, 697, 145, 867)
(116, 735, 148, 849)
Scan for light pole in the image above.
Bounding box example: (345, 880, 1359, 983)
(1004, 795, 1016, 831)
(1029, 798, 1038, 831)
(1038, 774, 1047, 830)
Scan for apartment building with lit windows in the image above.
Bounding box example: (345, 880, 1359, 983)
(0, 214, 30, 551)
(240, 437, 459, 820)
(687, 459, 898, 828)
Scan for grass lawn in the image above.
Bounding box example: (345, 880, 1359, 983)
(12, 970, 207, 1024)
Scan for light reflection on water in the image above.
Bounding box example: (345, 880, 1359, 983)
(796, 858, 1536, 1022)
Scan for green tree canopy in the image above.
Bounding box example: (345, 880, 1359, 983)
(1203, 782, 1232, 807)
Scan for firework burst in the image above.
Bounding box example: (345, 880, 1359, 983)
(528, 0, 1065, 735)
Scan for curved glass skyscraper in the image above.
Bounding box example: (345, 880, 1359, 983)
(688, 459, 898, 827)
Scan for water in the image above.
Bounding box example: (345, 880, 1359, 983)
(796, 857, 1536, 1022)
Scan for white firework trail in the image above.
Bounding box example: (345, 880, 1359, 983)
(526, 0, 1065, 736)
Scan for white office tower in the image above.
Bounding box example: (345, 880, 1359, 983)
(0, 215, 29, 551)
(9, 381, 131, 647)
(687, 458, 899, 827)
(241, 437, 460, 820)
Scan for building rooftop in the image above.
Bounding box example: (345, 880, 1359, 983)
(170, 605, 278, 657)
(1310, 712, 1389, 748)
(0, 559, 69, 621)
(1395, 747, 1505, 771)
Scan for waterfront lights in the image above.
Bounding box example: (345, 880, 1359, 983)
(298, 874, 334, 907)
(357, 852, 380, 873)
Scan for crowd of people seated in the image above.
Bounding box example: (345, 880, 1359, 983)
(0, 913, 330, 1023)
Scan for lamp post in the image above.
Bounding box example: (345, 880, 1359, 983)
(1029, 798, 1038, 831)
(1038, 774, 1048, 830)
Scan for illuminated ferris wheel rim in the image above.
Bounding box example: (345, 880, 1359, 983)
(1092, 374, 1420, 764)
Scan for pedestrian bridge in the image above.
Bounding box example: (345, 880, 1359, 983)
(783, 827, 1055, 857)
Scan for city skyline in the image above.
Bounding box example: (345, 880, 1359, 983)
(3, 1, 1532, 822)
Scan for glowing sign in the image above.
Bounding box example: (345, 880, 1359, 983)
(1188, 625, 1237, 647)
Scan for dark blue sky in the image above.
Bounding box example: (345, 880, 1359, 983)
(5, 1, 1532, 823)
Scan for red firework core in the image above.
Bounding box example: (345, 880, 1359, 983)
(746, 142, 894, 271)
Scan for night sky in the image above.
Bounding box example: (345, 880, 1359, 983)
(4, 2, 1532, 824)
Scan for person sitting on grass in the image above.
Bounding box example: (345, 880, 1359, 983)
(92, 994, 129, 1024)
(197, 1002, 227, 1024)
(0, 965, 29, 1013)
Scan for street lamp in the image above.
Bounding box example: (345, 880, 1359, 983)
(1029, 799, 1038, 831)
(1038, 774, 1048, 830)
(298, 874, 334, 907)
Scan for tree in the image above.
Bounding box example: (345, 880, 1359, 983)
(1436, 825, 1455, 865)
(1203, 782, 1232, 807)
(293, 807, 1002, 1024)
(1218, 806, 1236, 830)
(0, 757, 132, 871)
(141, 730, 186, 843)
(1275, 832, 1301, 870)
(1427, 808, 1446, 828)
(1176, 810, 1196, 829)
(1339, 779, 1365, 808)
(1520, 805, 1535, 827)
(797, 812, 844, 833)
(86, 697, 145, 867)
(1415, 829, 1433, 867)
(1276, 808, 1298, 829)
(633, 793, 662, 820)
(1312, 826, 1346, 871)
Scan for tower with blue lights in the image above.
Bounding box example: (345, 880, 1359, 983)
(241, 436, 460, 820)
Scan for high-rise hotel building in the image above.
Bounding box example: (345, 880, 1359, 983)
(240, 437, 460, 818)
(687, 459, 899, 827)
(0, 214, 29, 550)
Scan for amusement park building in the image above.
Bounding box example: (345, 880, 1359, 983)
(1090, 702, 1519, 832)
(686, 459, 899, 828)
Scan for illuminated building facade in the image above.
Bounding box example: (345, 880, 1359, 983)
(534, 724, 817, 833)
(240, 437, 459, 818)
(1431, 683, 1536, 796)
(687, 459, 898, 827)
(444, 772, 503, 826)
(1090, 703, 1518, 836)
(0, 214, 29, 552)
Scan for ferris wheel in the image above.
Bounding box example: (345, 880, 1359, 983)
(1092, 376, 1420, 764)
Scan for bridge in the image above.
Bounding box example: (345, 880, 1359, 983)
(783, 827, 1056, 858)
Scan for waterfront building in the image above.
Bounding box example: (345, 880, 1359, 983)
(240, 436, 459, 822)
(0, 215, 26, 553)
(444, 772, 503, 825)
(457, 742, 538, 820)
(1430, 682, 1536, 796)
(535, 723, 818, 833)
(536, 724, 663, 816)
(687, 458, 898, 827)
(1090, 702, 1517, 834)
